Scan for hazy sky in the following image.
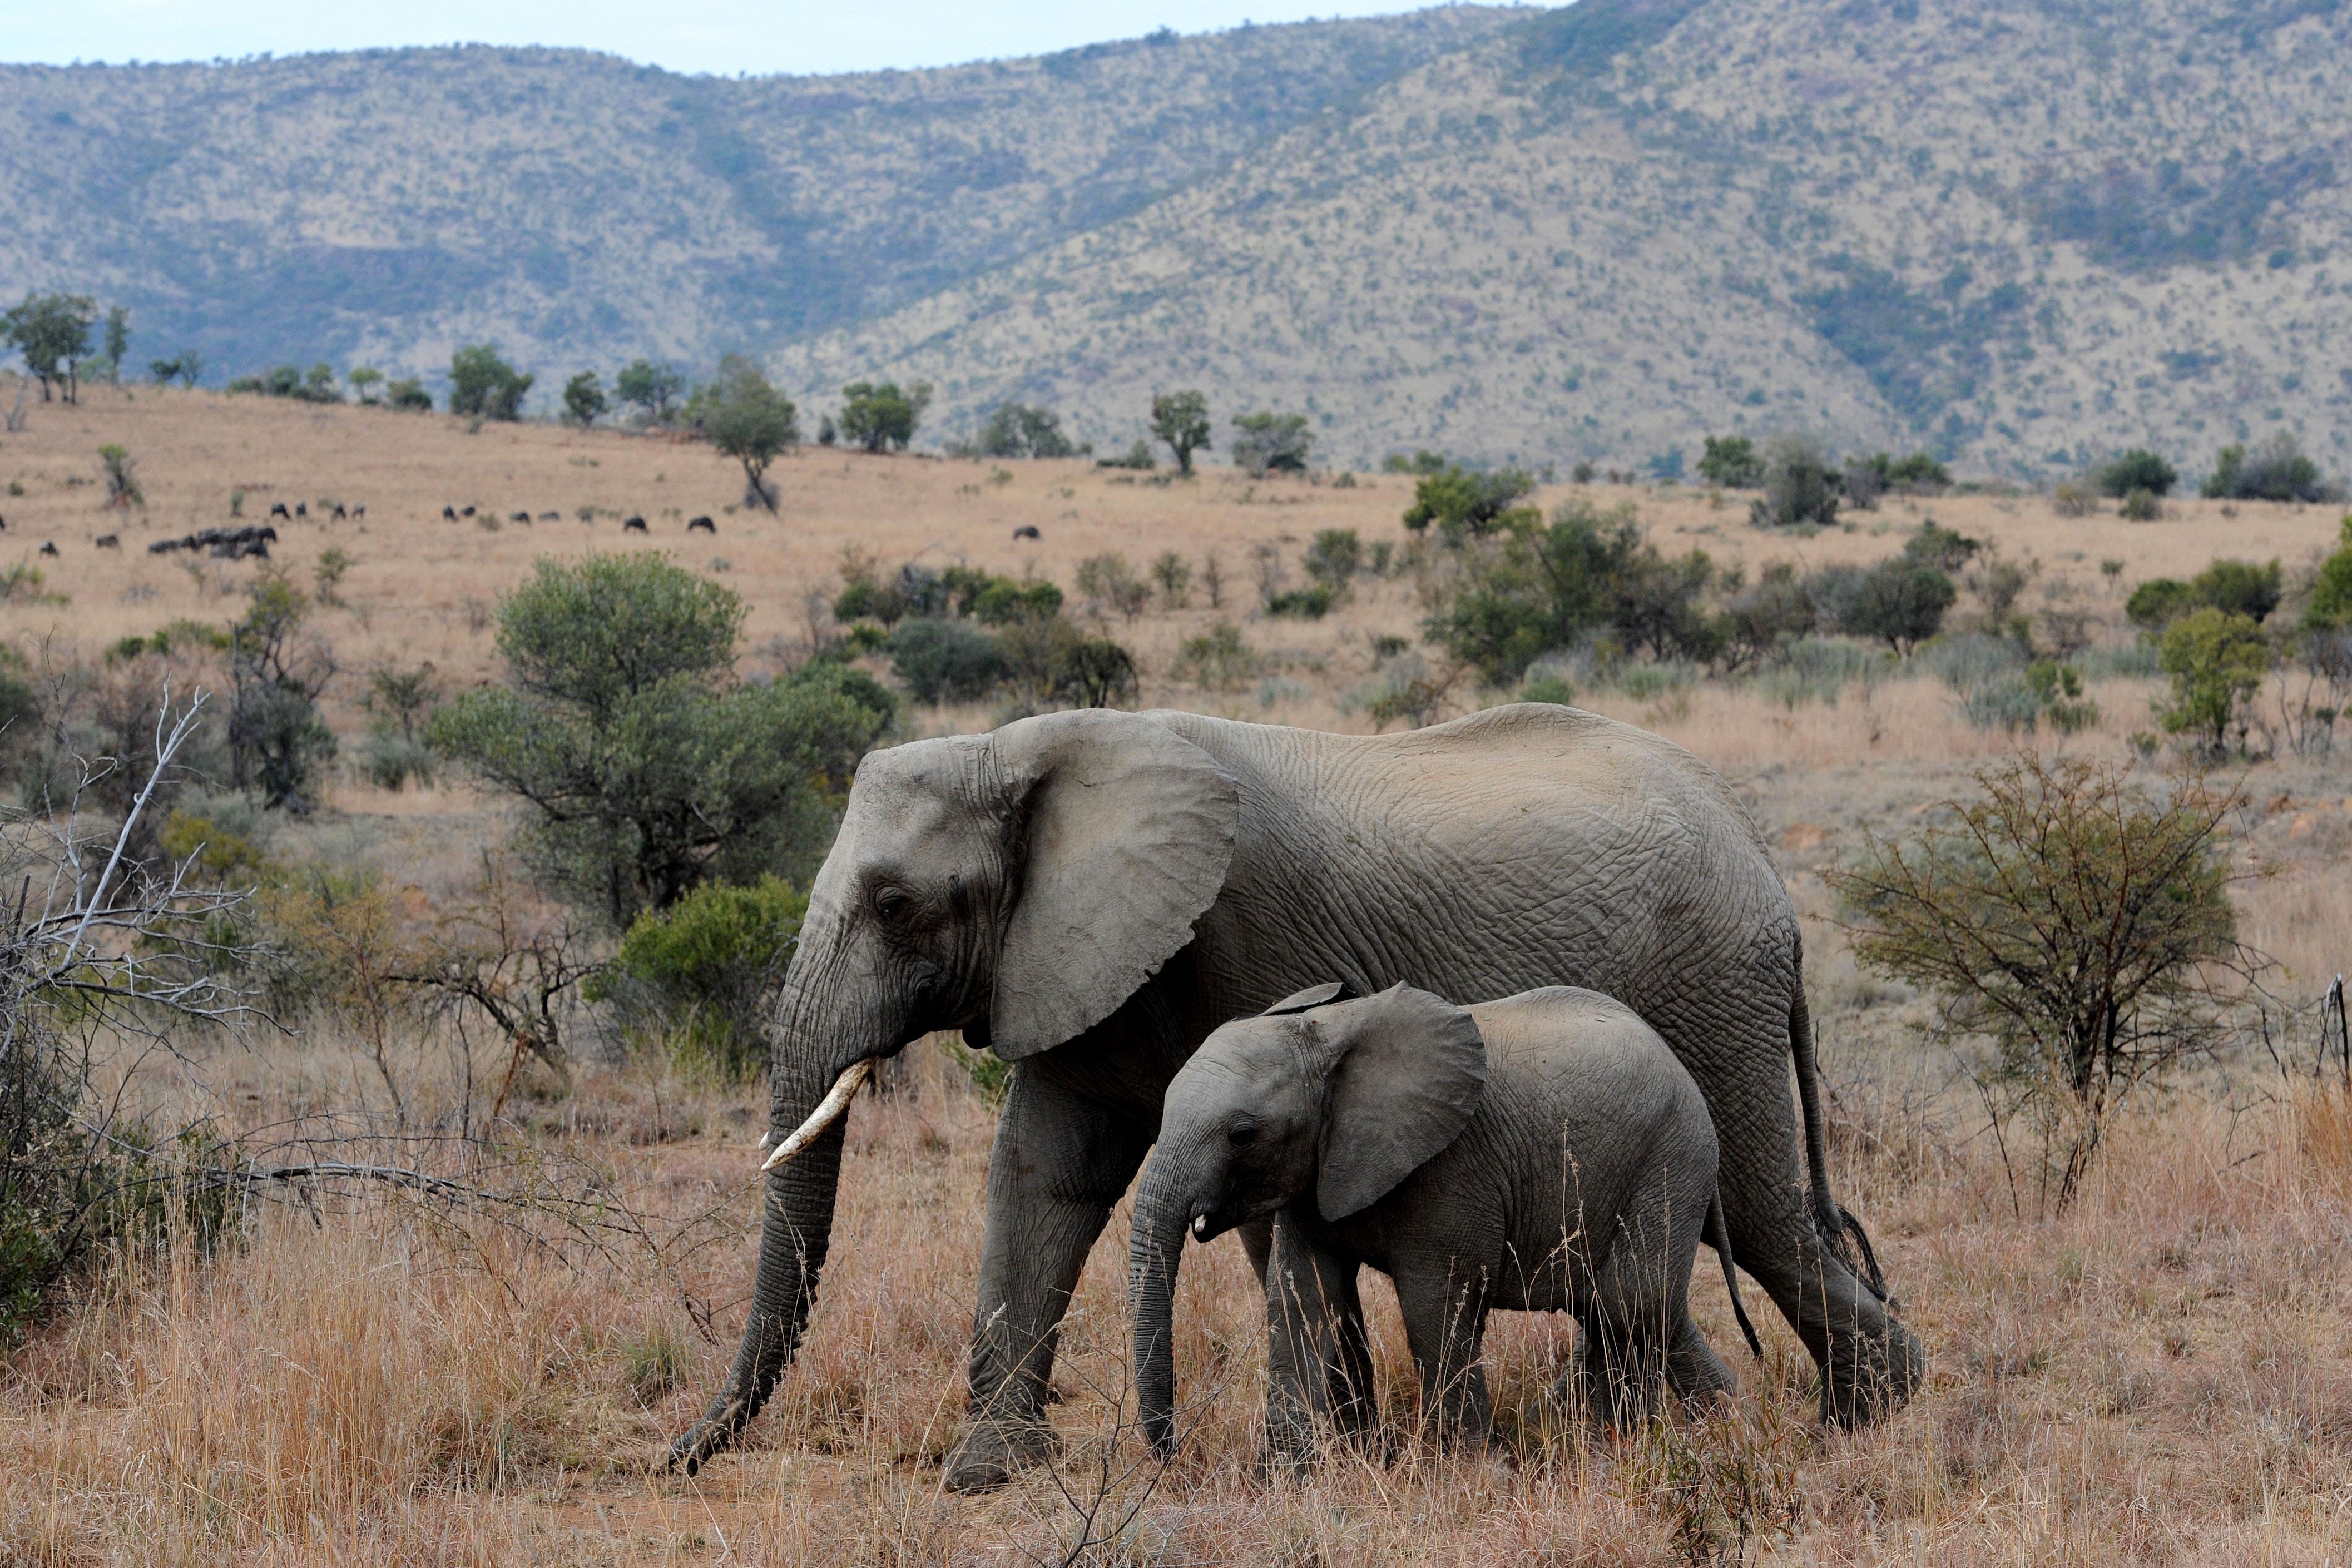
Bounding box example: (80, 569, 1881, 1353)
(2, 1, 1450, 77)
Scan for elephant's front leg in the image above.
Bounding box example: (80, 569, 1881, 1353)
(947, 1065, 1151, 1494)
(1394, 1267, 1494, 1451)
(1264, 1218, 1379, 1468)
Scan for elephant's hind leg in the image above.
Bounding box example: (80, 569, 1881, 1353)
(947, 1065, 1151, 1493)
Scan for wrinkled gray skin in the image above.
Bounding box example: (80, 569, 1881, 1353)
(668, 705, 1922, 1486)
(1131, 984, 1759, 1459)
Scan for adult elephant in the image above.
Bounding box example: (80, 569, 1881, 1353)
(669, 705, 1922, 1485)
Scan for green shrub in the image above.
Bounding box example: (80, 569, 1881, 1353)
(1749, 435, 1840, 530)
(1265, 584, 1338, 619)
(972, 577, 1063, 626)
(1302, 529, 1362, 588)
(1826, 559, 1955, 653)
(386, 378, 432, 411)
(2117, 487, 2162, 522)
(1171, 621, 1257, 690)
(1519, 671, 1576, 706)
(2157, 608, 2271, 754)
(448, 344, 532, 420)
(1230, 411, 1314, 477)
(622, 1326, 694, 1402)
(1400, 465, 1538, 542)
(2096, 449, 2177, 498)
(2302, 516, 2352, 629)
(2125, 578, 2198, 633)
(2127, 559, 2282, 633)
(1714, 563, 1819, 671)
(889, 619, 1007, 705)
(1696, 435, 1762, 489)
(2203, 433, 2331, 503)
(1076, 553, 1151, 621)
(597, 875, 806, 1080)
(1902, 520, 1982, 572)
(1758, 637, 1882, 709)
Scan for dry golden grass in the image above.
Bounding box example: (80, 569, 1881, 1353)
(4, 385, 2351, 1564)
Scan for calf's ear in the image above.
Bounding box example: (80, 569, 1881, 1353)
(1315, 985, 1487, 1221)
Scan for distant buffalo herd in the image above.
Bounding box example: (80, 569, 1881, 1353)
(23, 497, 735, 563)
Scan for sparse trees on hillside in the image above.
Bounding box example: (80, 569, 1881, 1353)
(616, 359, 683, 425)
(1150, 389, 1212, 475)
(3, 292, 97, 403)
(386, 378, 432, 411)
(1230, 410, 1313, 477)
(2095, 448, 2177, 498)
(146, 350, 201, 388)
(226, 363, 340, 403)
(838, 379, 931, 453)
(563, 370, 608, 428)
(449, 344, 532, 421)
(100, 306, 129, 385)
(699, 357, 798, 511)
(348, 366, 384, 404)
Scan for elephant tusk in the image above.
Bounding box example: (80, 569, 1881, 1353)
(1191, 1214, 1207, 1238)
(759, 1059, 874, 1173)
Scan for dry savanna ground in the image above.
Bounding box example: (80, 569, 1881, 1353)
(3, 382, 2351, 1565)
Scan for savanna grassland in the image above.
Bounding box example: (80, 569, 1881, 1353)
(3, 383, 2351, 1565)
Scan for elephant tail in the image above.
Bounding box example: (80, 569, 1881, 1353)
(1706, 1187, 1763, 1361)
(1790, 959, 1892, 1303)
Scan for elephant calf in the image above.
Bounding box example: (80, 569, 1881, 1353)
(1130, 983, 1760, 1459)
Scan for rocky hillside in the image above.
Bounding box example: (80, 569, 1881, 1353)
(779, 0, 2352, 477)
(0, 9, 1516, 380)
(4, 0, 2348, 478)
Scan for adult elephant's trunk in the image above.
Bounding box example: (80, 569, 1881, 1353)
(1127, 1160, 1194, 1456)
(668, 948, 883, 1473)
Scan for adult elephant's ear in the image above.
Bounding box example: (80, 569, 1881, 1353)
(1315, 985, 1487, 1221)
(988, 711, 1239, 1059)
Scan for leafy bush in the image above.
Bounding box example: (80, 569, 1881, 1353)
(431, 554, 893, 927)
(1825, 558, 1955, 653)
(889, 618, 1007, 704)
(837, 380, 930, 453)
(2117, 487, 2163, 522)
(2301, 515, 2352, 629)
(2204, 433, 2334, 503)
(1902, 520, 1981, 572)
(1519, 669, 1576, 706)
(1265, 585, 1338, 619)
(1757, 636, 1882, 709)
(1096, 439, 1157, 471)
(386, 378, 432, 411)
(1696, 435, 1762, 489)
(1422, 499, 1642, 683)
(1230, 411, 1314, 477)
(972, 577, 1063, 625)
(1075, 553, 1151, 622)
(2157, 608, 2271, 754)
(598, 875, 805, 1080)
(2096, 449, 2178, 498)
(967, 403, 1079, 459)
(1401, 465, 1537, 542)
(448, 344, 531, 420)
(1749, 435, 1840, 529)
(1714, 563, 1819, 671)
(1830, 756, 2247, 1213)
(1150, 551, 1192, 608)
(2126, 559, 2282, 632)
(1171, 621, 1257, 691)
(2052, 481, 2097, 517)
(1301, 529, 1362, 587)
(562, 370, 607, 427)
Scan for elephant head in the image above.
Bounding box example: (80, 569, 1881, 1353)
(1128, 983, 1486, 1453)
(670, 709, 1239, 1471)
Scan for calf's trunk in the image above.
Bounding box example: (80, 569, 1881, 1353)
(1128, 1163, 1194, 1456)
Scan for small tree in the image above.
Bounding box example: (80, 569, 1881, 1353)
(595, 875, 806, 1080)
(449, 344, 532, 420)
(563, 370, 608, 427)
(100, 306, 129, 384)
(97, 444, 141, 509)
(2301, 515, 2352, 630)
(2157, 608, 2271, 755)
(615, 359, 684, 424)
(349, 366, 384, 405)
(1750, 434, 1840, 529)
(1149, 551, 1192, 608)
(2, 292, 97, 403)
(1230, 411, 1313, 477)
(699, 358, 798, 510)
(971, 403, 1079, 459)
(387, 378, 432, 411)
(227, 574, 339, 812)
(429, 553, 892, 927)
(2094, 449, 2177, 498)
(1150, 390, 1212, 475)
(1831, 557, 1956, 654)
(1076, 553, 1151, 622)
(1697, 435, 1763, 489)
(1400, 465, 1537, 542)
(1830, 756, 2249, 1214)
(838, 379, 931, 453)
(2204, 433, 2332, 503)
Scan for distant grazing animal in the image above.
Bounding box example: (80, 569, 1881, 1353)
(1013, 525, 1042, 540)
(331, 503, 348, 520)
(537, 510, 559, 522)
(270, 502, 291, 520)
(351, 504, 365, 519)
(148, 537, 185, 554)
(461, 505, 476, 518)
(623, 517, 649, 533)
(38, 542, 58, 557)
(294, 502, 308, 518)
(0, 514, 7, 530)
(511, 511, 531, 524)
(442, 505, 459, 522)
(95, 534, 120, 549)
(687, 515, 716, 534)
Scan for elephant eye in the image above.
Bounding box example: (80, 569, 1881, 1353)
(1227, 1120, 1259, 1147)
(875, 889, 913, 925)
